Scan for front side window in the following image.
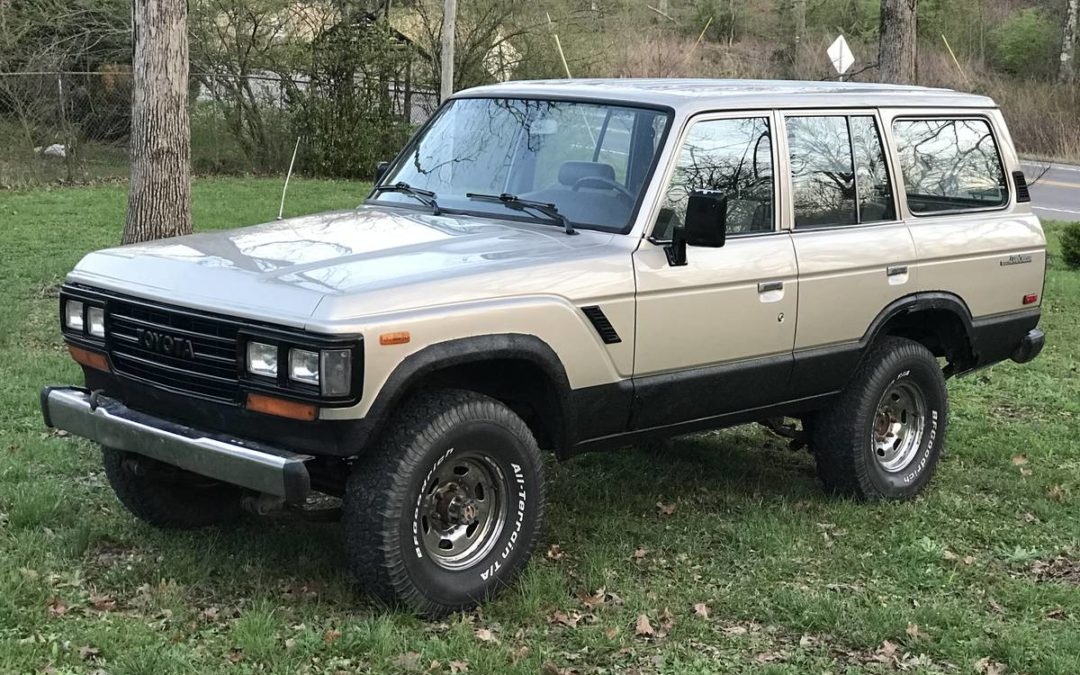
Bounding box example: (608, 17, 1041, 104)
(374, 98, 671, 233)
(654, 116, 775, 240)
(891, 118, 1008, 214)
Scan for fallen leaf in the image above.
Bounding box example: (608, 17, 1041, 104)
(1046, 484, 1067, 502)
(657, 607, 676, 637)
(656, 502, 676, 516)
(943, 549, 958, 561)
(228, 650, 243, 664)
(723, 624, 748, 636)
(755, 651, 785, 663)
(78, 645, 99, 661)
(550, 610, 580, 629)
(323, 628, 342, 645)
(1022, 512, 1039, 524)
(692, 602, 710, 619)
(988, 599, 1006, 615)
(634, 614, 655, 637)
(798, 634, 817, 648)
(89, 594, 116, 612)
(1011, 454, 1028, 465)
(449, 660, 469, 673)
(47, 598, 67, 618)
(284, 638, 297, 651)
(511, 646, 529, 664)
(541, 663, 569, 675)
(392, 652, 422, 670)
(1045, 607, 1066, 620)
(546, 544, 564, 561)
(975, 656, 1007, 675)
(604, 627, 618, 639)
(963, 555, 976, 565)
(905, 623, 922, 640)
(474, 628, 498, 643)
(632, 548, 648, 560)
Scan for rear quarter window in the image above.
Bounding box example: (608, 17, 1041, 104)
(891, 118, 1008, 215)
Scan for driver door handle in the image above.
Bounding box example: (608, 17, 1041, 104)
(758, 281, 783, 293)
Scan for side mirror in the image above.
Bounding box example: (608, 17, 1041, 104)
(665, 191, 728, 266)
(374, 161, 390, 183)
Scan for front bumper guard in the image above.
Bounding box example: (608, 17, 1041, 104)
(40, 387, 311, 502)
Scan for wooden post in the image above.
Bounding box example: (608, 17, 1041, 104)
(124, 0, 192, 244)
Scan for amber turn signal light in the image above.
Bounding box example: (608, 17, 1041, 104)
(379, 331, 411, 346)
(245, 393, 317, 421)
(68, 344, 109, 372)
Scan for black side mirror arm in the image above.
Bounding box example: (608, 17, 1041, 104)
(664, 229, 688, 267)
(374, 161, 390, 184)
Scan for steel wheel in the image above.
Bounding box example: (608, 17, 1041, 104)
(417, 454, 508, 570)
(871, 379, 926, 473)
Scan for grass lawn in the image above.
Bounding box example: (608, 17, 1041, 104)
(0, 178, 1078, 674)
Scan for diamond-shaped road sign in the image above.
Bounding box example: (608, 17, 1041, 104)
(827, 35, 854, 75)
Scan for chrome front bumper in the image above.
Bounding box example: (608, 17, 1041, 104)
(40, 387, 311, 502)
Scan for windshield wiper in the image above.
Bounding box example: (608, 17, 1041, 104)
(466, 192, 577, 235)
(372, 182, 442, 215)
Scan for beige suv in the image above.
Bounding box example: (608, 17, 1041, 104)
(41, 79, 1046, 617)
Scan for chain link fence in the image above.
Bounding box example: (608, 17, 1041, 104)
(0, 71, 438, 189)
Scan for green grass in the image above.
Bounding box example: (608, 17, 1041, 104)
(0, 180, 1078, 673)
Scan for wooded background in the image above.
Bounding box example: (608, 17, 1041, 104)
(1, 0, 1078, 190)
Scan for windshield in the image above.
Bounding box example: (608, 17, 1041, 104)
(372, 98, 672, 233)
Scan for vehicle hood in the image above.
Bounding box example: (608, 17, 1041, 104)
(68, 205, 618, 328)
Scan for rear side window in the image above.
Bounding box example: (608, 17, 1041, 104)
(786, 115, 896, 228)
(891, 119, 1008, 214)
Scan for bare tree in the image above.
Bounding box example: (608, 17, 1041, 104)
(440, 0, 457, 101)
(1061, 0, 1079, 83)
(878, 0, 917, 84)
(124, 0, 191, 244)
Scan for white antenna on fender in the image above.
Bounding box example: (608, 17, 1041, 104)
(278, 136, 301, 220)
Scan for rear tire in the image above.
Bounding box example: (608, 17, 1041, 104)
(810, 337, 948, 500)
(342, 390, 546, 618)
(102, 448, 243, 528)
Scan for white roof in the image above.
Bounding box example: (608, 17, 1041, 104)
(455, 78, 997, 112)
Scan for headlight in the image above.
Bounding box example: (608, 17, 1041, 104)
(87, 306, 106, 338)
(288, 348, 319, 386)
(320, 348, 352, 396)
(64, 300, 84, 331)
(246, 342, 278, 378)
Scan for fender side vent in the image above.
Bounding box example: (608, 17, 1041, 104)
(1013, 170, 1031, 203)
(581, 306, 621, 344)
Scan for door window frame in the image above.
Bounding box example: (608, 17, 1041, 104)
(646, 109, 784, 243)
(888, 114, 1011, 218)
(777, 108, 903, 232)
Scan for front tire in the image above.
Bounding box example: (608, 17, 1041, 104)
(102, 448, 243, 528)
(811, 337, 948, 500)
(343, 390, 546, 618)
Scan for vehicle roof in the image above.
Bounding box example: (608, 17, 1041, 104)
(454, 78, 997, 111)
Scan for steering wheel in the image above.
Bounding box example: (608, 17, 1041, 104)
(572, 176, 635, 202)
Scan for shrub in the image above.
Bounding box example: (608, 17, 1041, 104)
(1061, 222, 1080, 270)
(991, 8, 1058, 77)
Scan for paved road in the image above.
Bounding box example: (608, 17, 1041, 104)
(1020, 160, 1080, 221)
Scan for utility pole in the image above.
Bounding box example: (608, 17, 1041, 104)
(440, 0, 456, 102)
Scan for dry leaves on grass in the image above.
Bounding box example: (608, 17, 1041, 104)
(449, 660, 469, 673)
(576, 587, 623, 611)
(631, 547, 648, 560)
(634, 614, 655, 638)
(692, 602, 710, 619)
(656, 502, 676, 516)
(546, 544, 564, 561)
(474, 628, 498, 644)
(323, 628, 342, 645)
(975, 656, 1008, 675)
(1011, 454, 1028, 465)
(46, 598, 68, 618)
(1030, 555, 1080, 584)
(550, 610, 583, 629)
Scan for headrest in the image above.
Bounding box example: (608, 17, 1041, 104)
(557, 161, 616, 186)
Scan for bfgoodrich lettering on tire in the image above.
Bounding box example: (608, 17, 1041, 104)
(342, 389, 546, 618)
(810, 337, 948, 500)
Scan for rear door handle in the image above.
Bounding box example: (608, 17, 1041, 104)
(758, 281, 783, 293)
(887, 265, 908, 277)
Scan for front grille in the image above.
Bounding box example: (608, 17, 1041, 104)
(106, 299, 242, 402)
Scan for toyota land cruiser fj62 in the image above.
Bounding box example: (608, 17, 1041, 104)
(42, 79, 1046, 617)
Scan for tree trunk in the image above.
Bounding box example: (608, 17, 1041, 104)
(878, 0, 918, 84)
(439, 0, 457, 102)
(778, 0, 806, 75)
(124, 0, 191, 245)
(1061, 0, 1079, 83)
